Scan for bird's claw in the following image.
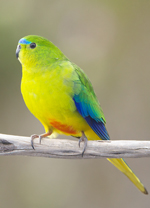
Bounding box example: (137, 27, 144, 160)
(78, 132, 88, 157)
(31, 134, 44, 149)
(30, 131, 52, 149)
(39, 135, 42, 144)
(31, 134, 39, 149)
(78, 137, 84, 148)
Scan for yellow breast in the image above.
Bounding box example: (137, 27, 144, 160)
(21, 63, 89, 135)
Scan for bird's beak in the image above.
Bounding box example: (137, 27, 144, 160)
(16, 44, 21, 58)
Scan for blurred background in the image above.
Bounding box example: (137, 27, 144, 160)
(0, 0, 150, 207)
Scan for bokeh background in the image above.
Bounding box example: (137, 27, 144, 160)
(0, 0, 150, 207)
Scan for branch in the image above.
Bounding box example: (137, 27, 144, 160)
(0, 133, 150, 158)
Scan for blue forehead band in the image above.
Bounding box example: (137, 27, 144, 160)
(19, 38, 31, 44)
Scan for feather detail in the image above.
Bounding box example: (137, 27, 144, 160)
(73, 98, 110, 140)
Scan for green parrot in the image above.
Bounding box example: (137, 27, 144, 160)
(16, 35, 148, 194)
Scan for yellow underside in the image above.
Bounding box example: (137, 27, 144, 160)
(21, 64, 100, 138)
(21, 65, 147, 194)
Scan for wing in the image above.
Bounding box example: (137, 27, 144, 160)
(72, 64, 110, 140)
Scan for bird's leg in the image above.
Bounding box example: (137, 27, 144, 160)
(31, 130, 52, 149)
(78, 131, 88, 157)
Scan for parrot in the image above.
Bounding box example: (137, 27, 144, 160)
(16, 35, 148, 194)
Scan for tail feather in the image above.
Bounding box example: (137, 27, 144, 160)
(107, 158, 148, 194)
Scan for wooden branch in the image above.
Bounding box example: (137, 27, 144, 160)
(0, 133, 150, 159)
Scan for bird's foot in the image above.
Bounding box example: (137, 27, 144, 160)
(31, 131, 52, 149)
(78, 132, 88, 157)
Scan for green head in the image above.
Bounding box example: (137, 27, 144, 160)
(16, 35, 67, 68)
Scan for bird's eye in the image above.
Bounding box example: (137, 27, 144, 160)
(30, 43, 36, 49)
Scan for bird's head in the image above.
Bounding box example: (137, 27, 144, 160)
(16, 35, 66, 68)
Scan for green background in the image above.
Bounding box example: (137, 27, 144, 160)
(0, 0, 150, 207)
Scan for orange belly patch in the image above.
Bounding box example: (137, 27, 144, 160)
(49, 119, 78, 134)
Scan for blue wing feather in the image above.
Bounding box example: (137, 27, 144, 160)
(73, 98, 110, 140)
(72, 64, 110, 140)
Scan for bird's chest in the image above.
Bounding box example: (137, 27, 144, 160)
(21, 69, 76, 122)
